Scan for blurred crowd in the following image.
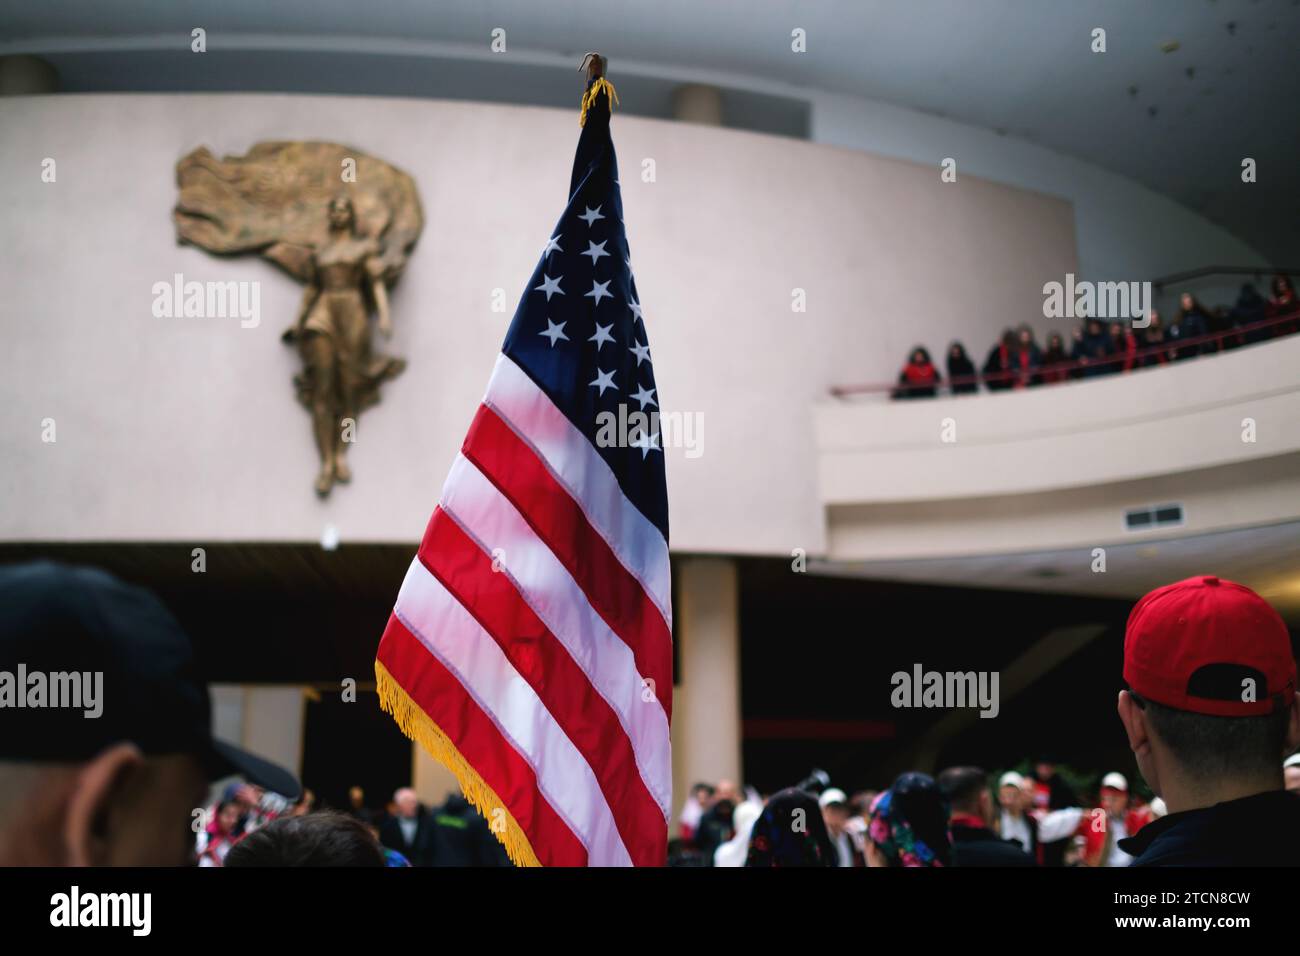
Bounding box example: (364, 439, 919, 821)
(196, 782, 511, 867)
(670, 762, 1200, 868)
(891, 276, 1299, 398)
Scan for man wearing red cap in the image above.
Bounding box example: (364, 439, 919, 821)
(1116, 575, 1300, 866)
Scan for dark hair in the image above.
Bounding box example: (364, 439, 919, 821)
(937, 766, 988, 814)
(1139, 696, 1291, 780)
(224, 811, 386, 867)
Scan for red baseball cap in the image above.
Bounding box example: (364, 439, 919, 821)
(1124, 575, 1296, 717)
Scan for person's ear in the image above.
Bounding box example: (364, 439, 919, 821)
(63, 742, 144, 867)
(1117, 690, 1151, 758)
(1284, 693, 1300, 756)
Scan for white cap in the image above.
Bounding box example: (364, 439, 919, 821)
(998, 771, 1025, 789)
(1101, 772, 1128, 792)
(1284, 753, 1300, 770)
(1149, 797, 1167, 817)
(818, 787, 848, 808)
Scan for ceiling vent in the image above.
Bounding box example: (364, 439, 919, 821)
(1124, 503, 1185, 532)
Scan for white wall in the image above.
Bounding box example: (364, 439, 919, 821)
(0, 93, 1077, 556)
(817, 336, 1300, 560)
(810, 91, 1271, 315)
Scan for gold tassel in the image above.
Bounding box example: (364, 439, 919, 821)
(375, 660, 542, 867)
(579, 76, 620, 127)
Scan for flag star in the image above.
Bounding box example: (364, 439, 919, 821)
(589, 368, 617, 396)
(630, 384, 657, 410)
(629, 339, 652, 366)
(631, 430, 661, 459)
(582, 240, 610, 265)
(588, 322, 615, 351)
(585, 279, 613, 306)
(539, 318, 568, 347)
(535, 273, 564, 301)
(542, 235, 563, 257)
(627, 297, 644, 321)
(578, 205, 605, 227)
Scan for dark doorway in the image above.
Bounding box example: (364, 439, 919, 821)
(301, 689, 412, 818)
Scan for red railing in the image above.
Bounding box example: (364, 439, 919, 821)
(829, 312, 1300, 398)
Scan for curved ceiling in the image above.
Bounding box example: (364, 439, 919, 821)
(3, 0, 1298, 262)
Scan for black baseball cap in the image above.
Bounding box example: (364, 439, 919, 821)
(0, 561, 300, 798)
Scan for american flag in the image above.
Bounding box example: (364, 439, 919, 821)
(375, 78, 673, 866)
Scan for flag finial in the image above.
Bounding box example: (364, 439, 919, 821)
(578, 52, 618, 126)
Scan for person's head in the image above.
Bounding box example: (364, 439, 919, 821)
(214, 799, 241, 835)
(849, 789, 878, 820)
(1098, 773, 1129, 817)
(938, 766, 993, 825)
(948, 342, 967, 362)
(996, 771, 1025, 813)
(1034, 762, 1055, 781)
(910, 346, 931, 366)
(1046, 331, 1064, 351)
(690, 782, 715, 806)
(227, 782, 263, 811)
(1271, 275, 1294, 299)
(1020, 777, 1037, 804)
(1284, 754, 1300, 794)
(0, 562, 299, 867)
(291, 788, 316, 817)
(744, 787, 837, 867)
(1117, 576, 1300, 813)
(393, 787, 419, 818)
(712, 779, 739, 806)
(348, 785, 365, 808)
(1086, 318, 1103, 336)
(865, 772, 951, 867)
(818, 788, 850, 835)
(1001, 329, 1018, 350)
(1180, 292, 1195, 312)
(1017, 325, 1034, 346)
(223, 811, 386, 867)
(328, 194, 356, 233)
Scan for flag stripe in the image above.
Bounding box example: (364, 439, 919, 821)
(436, 453, 673, 816)
(418, 505, 668, 862)
(376, 616, 586, 866)
(392, 555, 634, 866)
(483, 354, 672, 628)
(463, 402, 674, 721)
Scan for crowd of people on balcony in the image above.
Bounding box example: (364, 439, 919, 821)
(891, 276, 1299, 399)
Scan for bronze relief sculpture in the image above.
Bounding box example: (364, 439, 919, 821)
(173, 141, 424, 496)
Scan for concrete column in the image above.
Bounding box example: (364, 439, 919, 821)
(412, 743, 461, 808)
(208, 684, 306, 784)
(243, 687, 306, 779)
(671, 557, 742, 825)
(0, 56, 59, 95)
(672, 84, 723, 126)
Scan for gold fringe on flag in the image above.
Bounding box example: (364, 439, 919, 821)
(375, 659, 542, 867)
(579, 76, 619, 126)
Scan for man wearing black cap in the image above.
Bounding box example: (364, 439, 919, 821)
(1115, 575, 1300, 866)
(0, 561, 300, 866)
